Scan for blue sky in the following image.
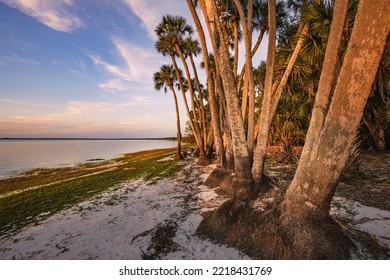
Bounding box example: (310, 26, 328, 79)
(0, 0, 266, 138)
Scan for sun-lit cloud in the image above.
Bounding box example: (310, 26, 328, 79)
(0, 98, 50, 107)
(123, 0, 193, 40)
(0, 0, 83, 32)
(89, 38, 165, 92)
(0, 97, 177, 138)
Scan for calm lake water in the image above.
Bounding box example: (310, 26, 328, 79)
(0, 139, 177, 179)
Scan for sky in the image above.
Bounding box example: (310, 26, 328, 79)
(0, 0, 267, 138)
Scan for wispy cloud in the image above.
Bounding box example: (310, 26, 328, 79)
(0, 97, 174, 137)
(123, 0, 192, 40)
(89, 38, 164, 92)
(0, 0, 83, 33)
(0, 98, 52, 108)
(3, 53, 40, 65)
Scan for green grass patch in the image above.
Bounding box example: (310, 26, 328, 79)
(0, 148, 179, 238)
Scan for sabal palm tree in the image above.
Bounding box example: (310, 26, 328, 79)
(153, 65, 184, 160)
(155, 15, 208, 164)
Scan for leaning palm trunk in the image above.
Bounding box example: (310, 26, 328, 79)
(189, 53, 208, 150)
(299, 0, 348, 158)
(170, 85, 183, 160)
(252, 22, 309, 180)
(282, 0, 389, 243)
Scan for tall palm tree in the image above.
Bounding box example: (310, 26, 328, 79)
(153, 64, 184, 160)
(155, 15, 208, 164)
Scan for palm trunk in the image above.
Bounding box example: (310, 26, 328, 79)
(251, 29, 265, 57)
(252, 0, 276, 186)
(174, 44, 206, 160)
(300, 0, 348, 158)
(216, 72, 234, 169)
(233, 20, 239, 77)
(170, 86, 183, 160)
(236, 30, 265, 92)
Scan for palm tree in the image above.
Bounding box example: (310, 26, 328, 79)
(153, 65, 184, 160)
(155, 15, 208, 164)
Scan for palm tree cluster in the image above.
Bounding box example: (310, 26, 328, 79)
(153, 0, 389, 259)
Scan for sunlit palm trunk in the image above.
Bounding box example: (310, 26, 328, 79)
(170, 85, 183, 160)
(233, 21, 239, 77)
(252, 21, 309, 179)
(189, 54, 207, 150)
(292, 0, 348, 184)
(282, 0, 389, 220)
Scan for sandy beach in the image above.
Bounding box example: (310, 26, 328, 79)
(0, 154, 389, 259)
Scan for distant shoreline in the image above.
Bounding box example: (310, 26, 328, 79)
(0, 137, 177, 141)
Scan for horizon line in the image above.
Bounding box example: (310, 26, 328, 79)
(0, 137, 177, 140)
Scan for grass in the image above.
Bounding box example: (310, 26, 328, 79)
(0, 148, 180, 238)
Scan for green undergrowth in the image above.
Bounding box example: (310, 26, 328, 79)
(0, 148, 179, 238)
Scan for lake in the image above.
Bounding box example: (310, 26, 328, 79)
(0, 139, 177, 179)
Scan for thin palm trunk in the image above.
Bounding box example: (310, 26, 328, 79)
(171, 55, 202, 147)
(189, 54, 208, 150)
(251, 29, 265, 57)
(233, 20, 239, 77)
(170, 85, 183, 160)
(236, 30, 265, 92)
